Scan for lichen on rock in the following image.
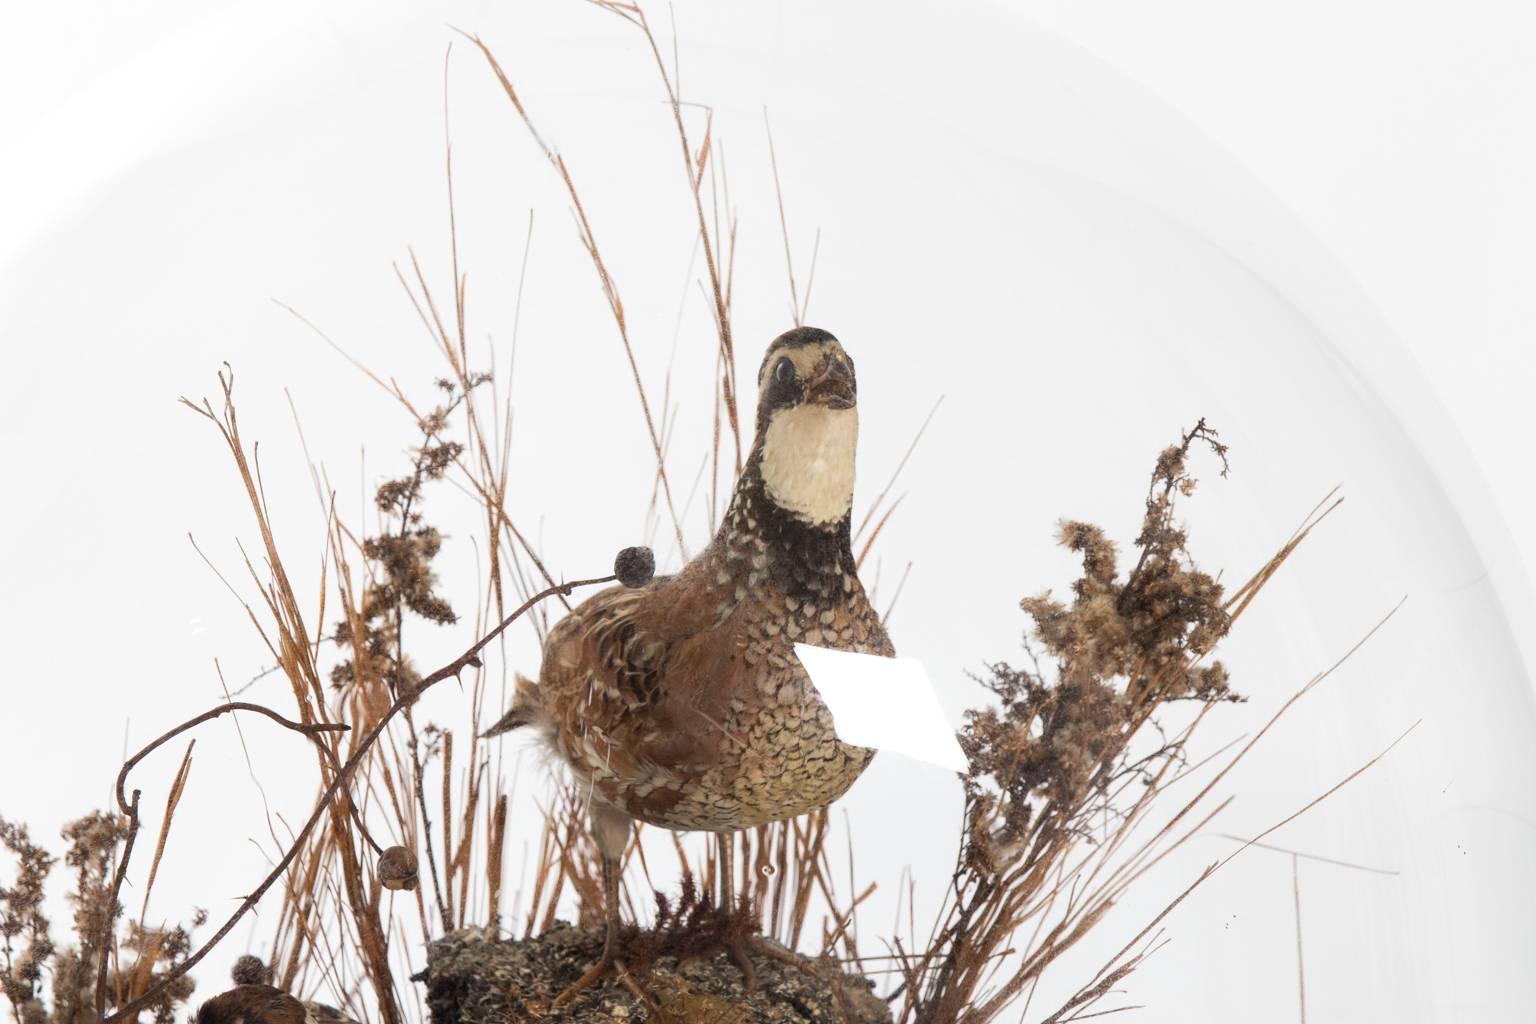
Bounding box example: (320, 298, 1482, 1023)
(421, 925, 891, 1024)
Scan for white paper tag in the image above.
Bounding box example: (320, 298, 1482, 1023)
(794, 643, 969, 773)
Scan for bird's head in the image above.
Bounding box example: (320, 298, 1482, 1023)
(752, 326, 859, 527)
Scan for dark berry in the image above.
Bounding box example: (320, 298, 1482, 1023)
(614, 546, 655, 588)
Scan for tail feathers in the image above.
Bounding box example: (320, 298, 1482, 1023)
(482, 674, 550, 738)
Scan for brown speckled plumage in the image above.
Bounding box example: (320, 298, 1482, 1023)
(493, 327, 891, 834)
(539, 445, 892, 832)
(194, 985, 355, 1024)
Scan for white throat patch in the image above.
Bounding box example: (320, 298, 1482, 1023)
(760, 405, 858, 525)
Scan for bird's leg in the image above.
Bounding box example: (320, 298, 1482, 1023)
(599, 848, 622, 960)
(716, 831, 735, 911)
(712, 846, 824, 990)
(716, 831, 761, 993)
(554, 803, 652, 1009)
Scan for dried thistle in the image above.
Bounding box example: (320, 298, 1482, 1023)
(1, 812, 204, 1024)
(113, 915, 207, 1024)
(0, 818, 55, 1024)
(961, 424, 1234, 870)
(901, 422, 1270, 1024)
(229, 955, 271, 987)
(331, 376, 487, 695)
(51, 811, 128, 1024)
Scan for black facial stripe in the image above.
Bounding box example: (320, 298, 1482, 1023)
(764, 508, 854, 602)
(732, 458, 855, 599)
(763, 372, 802, 412)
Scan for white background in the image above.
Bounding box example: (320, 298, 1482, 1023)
(2, 2, 1534, 1022)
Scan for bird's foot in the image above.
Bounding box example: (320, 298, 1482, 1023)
(724, 935, 758, 994)
(552, 953, 653, 1010)
(721, 933, 823, 994)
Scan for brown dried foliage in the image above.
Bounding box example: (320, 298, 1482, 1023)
(0, 812, 205, 1024)
(618, 872, 758, 976)
(0, 820, 54, 1024)
(882, 425, 1355, 1024)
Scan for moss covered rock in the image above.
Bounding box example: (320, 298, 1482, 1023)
(421, 925, 891, 1024)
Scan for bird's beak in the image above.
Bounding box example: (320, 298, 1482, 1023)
(804, 357, 855, 409)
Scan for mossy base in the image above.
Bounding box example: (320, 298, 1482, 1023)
(422, 924, 892, 1024)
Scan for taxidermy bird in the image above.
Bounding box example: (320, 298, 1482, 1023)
(194, 985, 354, 1024)
(487, 325, 894, 1000)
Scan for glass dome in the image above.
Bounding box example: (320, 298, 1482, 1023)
(1, 3, 1529, 1021)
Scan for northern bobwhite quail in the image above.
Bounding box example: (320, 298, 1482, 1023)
(194, 984, 355, 1024)
(489, 325, 893, 999)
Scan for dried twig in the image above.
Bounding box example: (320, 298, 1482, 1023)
(459, 29, 689, 555)
(101, 572, 614, 1024)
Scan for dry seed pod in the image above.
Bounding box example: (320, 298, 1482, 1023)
(378, 845, 418, 891)
(614, 545, 655, 588)
(230, 954, 272, 986)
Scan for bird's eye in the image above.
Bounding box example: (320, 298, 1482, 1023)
(774, 357, 795, 384)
